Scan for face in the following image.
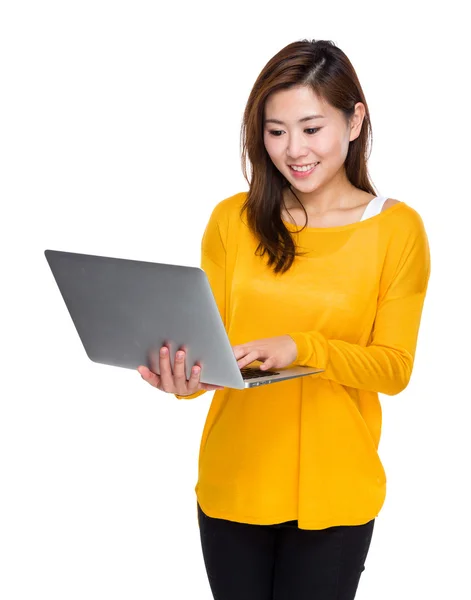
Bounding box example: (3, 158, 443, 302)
(263, 85, 364, 195)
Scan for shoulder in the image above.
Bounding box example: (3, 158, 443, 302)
(202, 191, 248, 246)
(380, 200, 429, 274)
(382, 199, 427, 235)
(207, 191, 248, 226)
(382, 198, 401, 211)
(213, 191, 248, 214)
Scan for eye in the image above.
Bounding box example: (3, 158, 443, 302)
(268, 128, 321, 136)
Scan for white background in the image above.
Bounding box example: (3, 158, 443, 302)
(1, 1, 469, 598)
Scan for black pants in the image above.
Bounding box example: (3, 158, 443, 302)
(197, 502, 375, 600)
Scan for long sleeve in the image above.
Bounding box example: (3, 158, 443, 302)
(175, 202, 228, 400)
(288, 209, 431, 396)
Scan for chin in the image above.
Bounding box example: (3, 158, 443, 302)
(289, 178, 318, 190)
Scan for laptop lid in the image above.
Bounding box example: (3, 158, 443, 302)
(45, 249, 323, 389)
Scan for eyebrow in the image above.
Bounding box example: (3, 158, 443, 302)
(264, 114, 325, 125)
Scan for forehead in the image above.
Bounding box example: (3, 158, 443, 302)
(264, 86, 334, 120)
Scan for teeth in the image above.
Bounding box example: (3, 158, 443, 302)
(291, 162, 318, 172)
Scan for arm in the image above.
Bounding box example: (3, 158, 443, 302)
(175, 202, 227, 400)
(288, 209, 431, 396)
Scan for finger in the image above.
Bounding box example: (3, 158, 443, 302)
(232, 344, 252, 360)
(137, 365, 161, 388)
(232, 345, 242, 359)
(202, 384, 225, 391)
(159, 346, 174, 392)
(237, 351, 260, 369)
(173, 350, 187, 389)
(187, 364, 201, 392)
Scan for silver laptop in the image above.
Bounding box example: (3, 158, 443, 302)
(44, 249, 323, 389)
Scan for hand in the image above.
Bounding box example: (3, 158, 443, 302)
(232, 335, 298, 371)
(137, 347, 224, 396)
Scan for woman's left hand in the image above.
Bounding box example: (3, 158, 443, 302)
(232, 335, 298, 371)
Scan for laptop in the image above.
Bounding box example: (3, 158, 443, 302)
(44, 249, 324, 389)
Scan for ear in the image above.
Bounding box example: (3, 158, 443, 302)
(349, 102, 366, 142)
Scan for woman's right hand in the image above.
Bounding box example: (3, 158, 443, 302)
(137, 346, 224, 396)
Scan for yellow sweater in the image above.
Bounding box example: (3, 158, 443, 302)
(176, 191, 431, 529)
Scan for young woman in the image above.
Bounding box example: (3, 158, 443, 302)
(138, 39, 431, 600)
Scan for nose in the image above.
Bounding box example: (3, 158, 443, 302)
(286, 131, 309, 161)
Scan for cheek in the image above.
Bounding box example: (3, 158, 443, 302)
(310, 141, 338, 165)
(319, 131, 347, 157)
(314, 135, 335, 156)
(264, 136, 281, 162)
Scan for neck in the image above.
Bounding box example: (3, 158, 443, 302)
(284, 171, 359, 214)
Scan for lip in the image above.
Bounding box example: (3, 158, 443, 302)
(289, 162, 319, 178)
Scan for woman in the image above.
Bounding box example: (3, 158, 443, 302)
(138, 39, 431, 600)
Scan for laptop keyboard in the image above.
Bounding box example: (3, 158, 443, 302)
(240, 367, 280, 380)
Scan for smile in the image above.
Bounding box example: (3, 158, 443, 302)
(289, 162, 320, 178)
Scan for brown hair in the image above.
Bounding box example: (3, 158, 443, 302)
(240, 39, 378, 274)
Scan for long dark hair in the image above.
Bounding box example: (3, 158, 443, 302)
(240, 39, 378, 274)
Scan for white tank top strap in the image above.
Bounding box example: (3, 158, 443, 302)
(359, 196, 389, 222)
